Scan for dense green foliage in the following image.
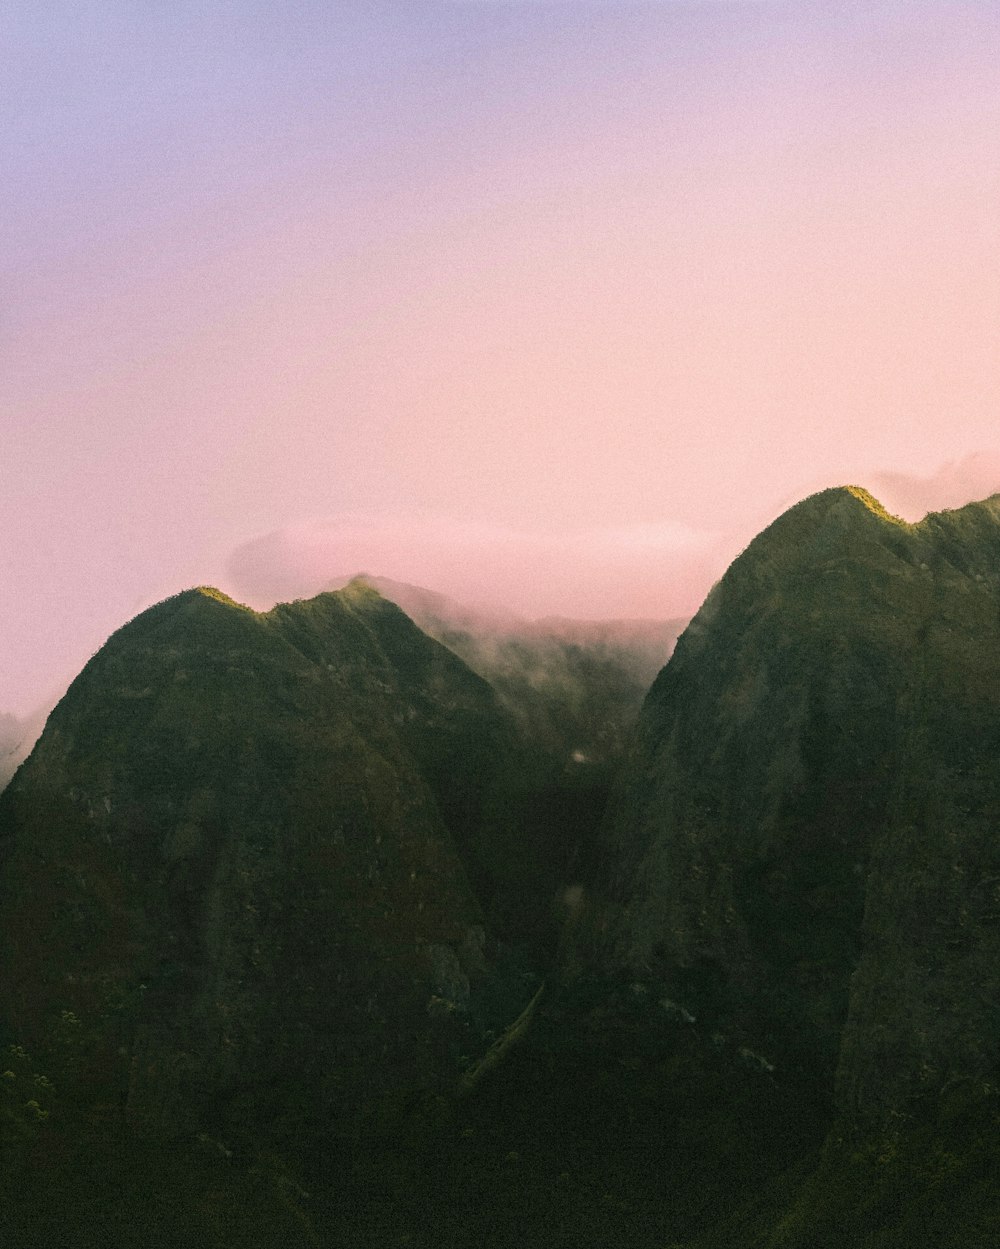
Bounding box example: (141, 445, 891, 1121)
(4, 981, 998, 1247)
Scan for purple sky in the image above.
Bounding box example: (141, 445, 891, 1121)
(4, 1, 999, 717)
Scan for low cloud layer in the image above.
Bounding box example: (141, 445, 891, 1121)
(225, 514, 730, 621)
(871, 453, 1000, 522)
(225, 458, 1000, 624)
(0, 706, 50, 792)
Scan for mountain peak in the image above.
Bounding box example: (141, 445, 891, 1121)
(336, 575, 391, 609)
(190, 585, 257, 612)
(840, 485, 909, 525)
(768, 485, 907, 534)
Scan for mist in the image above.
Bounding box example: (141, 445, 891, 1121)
(0, 704, 51, 792)
(225, 514, 728, 620)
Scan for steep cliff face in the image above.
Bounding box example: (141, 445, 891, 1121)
(578, 487, 1000, 1125)
(0, 582, 515, 1138)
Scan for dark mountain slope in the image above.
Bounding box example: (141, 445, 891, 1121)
(5, 495, 1000, 1245)
(575, 487, 1000, 1131)
(0, 582, 518, 1140)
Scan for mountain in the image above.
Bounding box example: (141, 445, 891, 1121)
(0, 575, 678, 1148)
(6, 497, 1000, 1246)
(0, 575, 695, 1243)
(0, 581, 524, 1140)
(573, 486, 1000, 1136)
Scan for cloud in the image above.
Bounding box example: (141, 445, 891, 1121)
(224, 512, 726, 620)
(0, 703, 51, 792)
(229, 465, 1000, 626)
(870, 452, 1000, 522)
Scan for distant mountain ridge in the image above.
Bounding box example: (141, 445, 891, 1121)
(326, 572, 683, 650)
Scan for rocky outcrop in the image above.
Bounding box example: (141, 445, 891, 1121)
(0, 582, 515, 1139)
(575, 487, 1000, 1128)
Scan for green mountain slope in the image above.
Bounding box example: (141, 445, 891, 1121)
(0, 582, 517, 1142)
(578, 487, 1000, 1117)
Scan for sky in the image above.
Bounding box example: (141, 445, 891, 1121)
(3, 0, 999, 718)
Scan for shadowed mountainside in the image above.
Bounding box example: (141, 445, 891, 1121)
(573, 486, 1000, 1136)
(325, 575, 686, 947)
(0, 581, 525, 1141)
(0, 576, 677, 1149)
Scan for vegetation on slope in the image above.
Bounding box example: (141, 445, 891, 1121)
(0, 585, 519, 1143)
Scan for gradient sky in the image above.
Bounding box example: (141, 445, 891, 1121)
(3, 0, 999, 717)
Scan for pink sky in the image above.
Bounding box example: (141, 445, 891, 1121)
(3, 1, 999, 717)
